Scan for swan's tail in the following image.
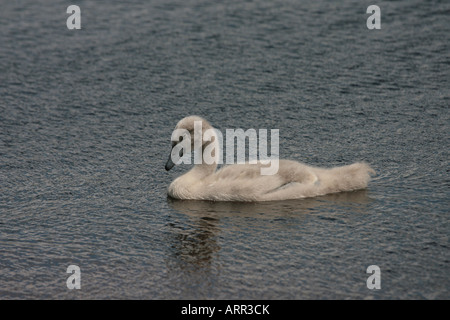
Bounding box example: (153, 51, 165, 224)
(316, 162, 375, 194)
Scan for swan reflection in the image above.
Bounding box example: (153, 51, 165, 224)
(164, 190, 373, 273)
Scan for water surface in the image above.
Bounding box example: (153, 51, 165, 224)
(0, 0, 449, 299)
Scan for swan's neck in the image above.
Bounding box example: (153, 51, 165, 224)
(189, 161, 217, 178)
(189, 139, 218, 178)
(168, 140, 218, 199)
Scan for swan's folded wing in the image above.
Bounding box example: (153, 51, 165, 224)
(202, 162, 321, 201)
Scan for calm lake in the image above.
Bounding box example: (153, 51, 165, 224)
(0, 0, 448, 299)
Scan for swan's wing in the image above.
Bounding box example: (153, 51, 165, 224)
(200, 161, 320, 201)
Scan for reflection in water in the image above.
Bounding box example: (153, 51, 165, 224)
(165, 213, 221, 271)
(168, 190, 372, 217)
(164, 190, 373, 274)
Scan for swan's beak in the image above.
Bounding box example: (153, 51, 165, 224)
(165, 154, 175, 171)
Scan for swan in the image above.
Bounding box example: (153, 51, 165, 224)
(165, 116, 375, 201)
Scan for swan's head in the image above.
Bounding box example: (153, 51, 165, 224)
(165, 116, 215, 171)
(174, 115, 213, 134)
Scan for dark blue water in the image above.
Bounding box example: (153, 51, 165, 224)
(0, 0, 449, 299)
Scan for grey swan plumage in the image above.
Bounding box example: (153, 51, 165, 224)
(165, 116, 375, 202)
